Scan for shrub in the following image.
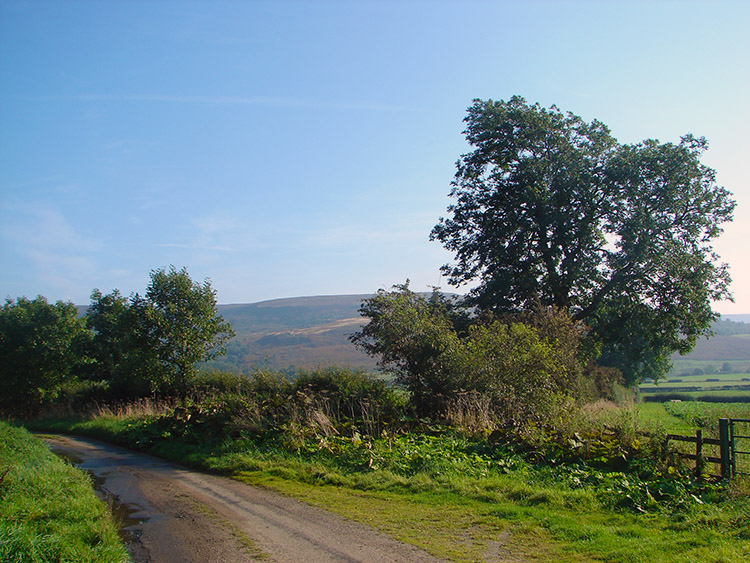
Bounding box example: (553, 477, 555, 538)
(351, 284, 596, 428)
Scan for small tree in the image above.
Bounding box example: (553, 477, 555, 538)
(350, 283, 460, 412)
(143, 266, 235, 397)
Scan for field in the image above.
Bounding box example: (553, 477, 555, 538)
(640, 371, 750, 402)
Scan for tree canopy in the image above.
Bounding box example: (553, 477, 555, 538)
(431, 96, 735, 385)
(87, 266, 235, 397)
(142, 266, 235, 396)
(0, 297, 89, 415)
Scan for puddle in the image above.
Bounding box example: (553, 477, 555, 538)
(48, 444, 148, 545)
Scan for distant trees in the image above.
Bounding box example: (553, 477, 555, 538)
(0, 297, 89, 416)
(431, 96, 735, 385)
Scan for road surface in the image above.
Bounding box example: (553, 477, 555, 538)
(43, 434, 445, 563)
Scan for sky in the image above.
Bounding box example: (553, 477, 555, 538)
(1, 1, 748, 314)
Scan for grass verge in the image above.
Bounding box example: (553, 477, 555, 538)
(0, 421, 130, 563)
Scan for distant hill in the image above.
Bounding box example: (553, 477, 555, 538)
(213, 295, 377, 372)
(671, 317, 750, 360)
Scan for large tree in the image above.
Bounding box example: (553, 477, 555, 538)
(431, 96, 735, 384)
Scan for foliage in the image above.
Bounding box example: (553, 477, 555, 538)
(85, 289, 130, 383)
(350, 283, 461, 413)
(85, 266, 235, 398)
(445, 321, 578, 426)
(0, 421, 128, 563)
(431, 96, 736, 385)
(0, 296, 90, 416)
(142, 266, 235, 396)
(86, 288, 162, 398)
(351, 284, 593, 425)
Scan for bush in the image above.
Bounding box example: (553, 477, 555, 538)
(351, 284, 597, 427)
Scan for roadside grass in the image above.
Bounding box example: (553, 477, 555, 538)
(0, 421, 129, 563)
(27, 406, 750, 563)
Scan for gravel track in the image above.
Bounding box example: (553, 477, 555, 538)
(43, 434, 446, 563)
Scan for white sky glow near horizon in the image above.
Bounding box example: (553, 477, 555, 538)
(1, 1, 748, 315)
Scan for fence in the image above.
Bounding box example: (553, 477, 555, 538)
(666, 418, 750, 479)
(727, 418, 750, 477)
(666, 428, 724, 478)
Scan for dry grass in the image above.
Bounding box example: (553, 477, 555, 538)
(92, 397, 177, 419)
(443, 391, 496, 434)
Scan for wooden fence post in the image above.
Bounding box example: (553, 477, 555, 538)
(695, 429, 704, 478)
(719, 418, 731, 479)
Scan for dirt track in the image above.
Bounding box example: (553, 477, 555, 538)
(43, 435, 445, 563)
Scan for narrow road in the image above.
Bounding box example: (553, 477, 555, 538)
(43, 434, 445, 563)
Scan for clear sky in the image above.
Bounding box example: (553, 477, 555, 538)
(1, 1, 748, 314)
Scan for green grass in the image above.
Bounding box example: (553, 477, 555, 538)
(640, 371, 750, 402)
(26, 408, 750, 563)
(0, 421, 130, 563)
(637, 402, 750, 476)
(635, 402, 695, 434)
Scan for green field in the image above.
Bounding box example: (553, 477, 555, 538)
(640, 371, 750, 402)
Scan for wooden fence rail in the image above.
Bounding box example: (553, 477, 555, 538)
(665, 429, 724, 478)
(665, 419, 749, 479)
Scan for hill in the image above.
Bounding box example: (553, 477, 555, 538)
(658, 316, 750, 376)
(213, 295, 377, 372)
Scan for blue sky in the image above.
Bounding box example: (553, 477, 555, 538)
(1, 1, 748, 314)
